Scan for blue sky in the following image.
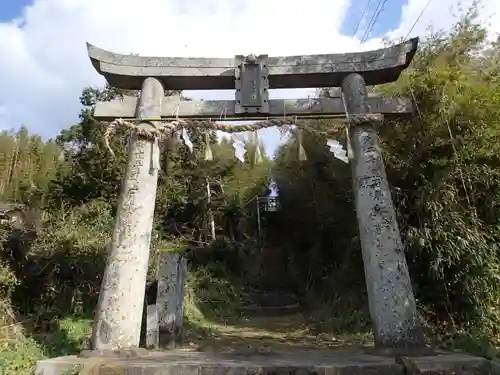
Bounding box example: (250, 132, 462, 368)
(0, 0, 32, 21)
(341, 0, 406, 39)
(0, 0, 404, 38)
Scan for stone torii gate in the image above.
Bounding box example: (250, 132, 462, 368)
(87, 38, 425, 352)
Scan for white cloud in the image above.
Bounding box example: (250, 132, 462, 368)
(389, 0, 500, 40)
(0, 0, 369, 139)
(0, 0, 499, 157)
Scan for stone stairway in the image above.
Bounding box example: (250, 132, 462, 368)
(238, 290, 300, 317)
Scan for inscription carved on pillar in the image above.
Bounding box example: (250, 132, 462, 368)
(91, 77, 164, 351)
(342, 73, 425, 349)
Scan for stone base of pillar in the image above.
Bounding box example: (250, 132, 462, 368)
(37, 349, 493, 375)
(364, 346, 437, 357)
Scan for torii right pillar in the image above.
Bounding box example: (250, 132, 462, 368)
(342, 73, 425, 350)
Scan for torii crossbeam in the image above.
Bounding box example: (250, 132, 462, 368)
(87, 38, 417, 90)
(89, 38, 418, 120)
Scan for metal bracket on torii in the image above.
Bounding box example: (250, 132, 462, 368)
(87, 38, 418, 121)
(234, 54, 269, 115)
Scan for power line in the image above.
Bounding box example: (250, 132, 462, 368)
(362, 0, 390, 42)
(360, 0, 389, 43)
(352, 0, 372, 37)
(404, 0, 433, 40)
(360, 0, 383, 42)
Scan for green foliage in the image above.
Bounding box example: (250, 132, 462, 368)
(273, 120, 363, 295)
(377, 8, 500, 335)
(0, 127, 61, 205)
(186, 265, 241, 320)
(4, 200, 112, 318)
(0, 316, 93, 375)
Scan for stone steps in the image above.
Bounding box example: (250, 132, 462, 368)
(237, 303, 301, 317)
(36, 348, 496, 375)
(238, 291, 300, 317)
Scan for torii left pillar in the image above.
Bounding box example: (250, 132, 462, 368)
(91, 77, 164, 350)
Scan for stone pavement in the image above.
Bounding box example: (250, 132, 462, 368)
(36, 347, 497, 375)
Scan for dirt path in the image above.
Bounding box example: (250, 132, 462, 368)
(185, 313, 373, 352)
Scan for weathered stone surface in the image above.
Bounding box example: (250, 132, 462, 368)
(86, 38, 418, 90)
(365, 346, 437, 357)
(396, 353, 492, 374)
(36, 349, 496, 375)
(93, 96, 413, 121)
(145, 304, 159, 349)
(491, 359, 500, 375)
(36, 348, 403, 375)
(79, 348, 151, 358)
(156, 252, 187, 347)
(342, 73, 425, 349)
(90, 77, 165, 350)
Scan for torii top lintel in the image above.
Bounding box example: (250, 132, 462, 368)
(86, 38, 418, 91)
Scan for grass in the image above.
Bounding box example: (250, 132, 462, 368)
(0, 309, 373, 375)
(2, 307, 499, 375)
(0, 316, 93, 375)
(0, 259, 498, 374)
(183, 313, 373, 352)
